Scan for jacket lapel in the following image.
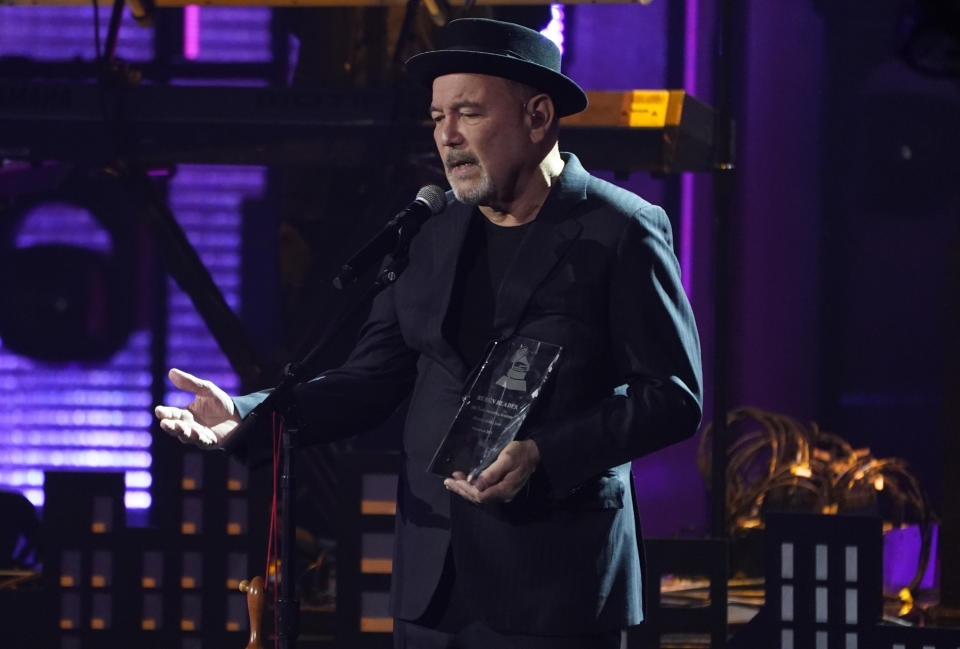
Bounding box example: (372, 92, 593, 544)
(428, 154, 590, 369)
(492, 154, 588, 339)
(428, 199, 474, 379)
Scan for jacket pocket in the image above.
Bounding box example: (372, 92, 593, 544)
(561, 471, 625, 510)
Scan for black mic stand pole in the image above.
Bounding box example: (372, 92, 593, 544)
(706, 0, 739, 646)
(245, 218, 423, 649)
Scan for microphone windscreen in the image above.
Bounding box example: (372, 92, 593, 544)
(415, 184, 447, 215)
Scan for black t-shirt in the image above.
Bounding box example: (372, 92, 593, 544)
(444, 210, 533, 369)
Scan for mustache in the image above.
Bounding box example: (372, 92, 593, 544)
(444, 153, 479, 170)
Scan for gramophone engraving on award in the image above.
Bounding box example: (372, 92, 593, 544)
(429, 335, 562, 481)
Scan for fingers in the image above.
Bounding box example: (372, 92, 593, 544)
(157, 417, 219, 447)
(444, 475, 517, 504)
(155, 404, 214, 447)
(154, 405, 177, 420)
(445, 446, 516, 502)
(444, 441, 540, 504)
(477, 481, 516, 503)
(444, 477, 484, 503)
(473, 453, 512, 491)
(474, 441, 528, 490)
(168, 368, 209, 395)
(154, 405, 195, 423)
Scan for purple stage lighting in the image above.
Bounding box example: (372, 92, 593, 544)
(540, 5, 565, 54)
(0, 8, 271, 514)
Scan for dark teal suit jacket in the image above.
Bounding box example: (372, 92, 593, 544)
(231, 153, 702, 634)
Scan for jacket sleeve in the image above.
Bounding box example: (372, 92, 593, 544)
(224, 281, 419, 465)
(530, 204, 703, 497)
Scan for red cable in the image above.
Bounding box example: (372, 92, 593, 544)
(265, 411, 283, 649)
(265, 412, 278, 583)
(273, 417, 282, 649)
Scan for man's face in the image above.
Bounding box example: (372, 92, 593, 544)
(430, 73, 532, 207)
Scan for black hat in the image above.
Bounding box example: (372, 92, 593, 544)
(405, 18, 588, 117)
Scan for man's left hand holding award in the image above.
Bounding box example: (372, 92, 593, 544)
(443, 439, 541, 504)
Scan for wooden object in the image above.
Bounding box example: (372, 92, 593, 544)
(238, 577, 265, 649)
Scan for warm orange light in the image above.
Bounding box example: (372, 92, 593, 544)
(361, 500, 397, 515)
(897, 587, 914, 616)
(360, 617, 394, 633)
(361, 558, 393, 573)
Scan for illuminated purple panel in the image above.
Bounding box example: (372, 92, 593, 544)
(0, 448, 151, 468)
(0, 370, 150, 390)
(0, 1, 153, 506)
(0, 361, 152, 511)
(0, 370, 150, 389)
(125, 470, 152, 488)
(0, 410, 153, 428)
(191, 8, 272, 63)
(0, 469, 45, 486)
(6, 430, 152, 447)
(0, 7, 271, 516)
(6, 390, 153, 408)
(125, 490, 152, 509)
(14, 203, 112, 253)
(0, 7, 153, 61)
(164, 162, 265, 422)
(173, 213, 247, 228)
(23, 489, 44, 507)
(884, 524, 939, 591)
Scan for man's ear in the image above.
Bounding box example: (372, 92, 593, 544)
(526, 93, 557, 143)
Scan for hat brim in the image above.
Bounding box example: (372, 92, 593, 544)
(406, 49, 588, 117)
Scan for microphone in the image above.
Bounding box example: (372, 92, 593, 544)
(333, 185, 447, 289)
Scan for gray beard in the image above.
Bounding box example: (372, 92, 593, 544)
(448, 171, 496, 206)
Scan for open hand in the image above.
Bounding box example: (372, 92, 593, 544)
(154, 368, 241, 449)
(444, 440, 540, 504)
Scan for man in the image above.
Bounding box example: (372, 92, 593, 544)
(155, 18, 702, 649)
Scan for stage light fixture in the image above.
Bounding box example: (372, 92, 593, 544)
(0, 166, 140, 363)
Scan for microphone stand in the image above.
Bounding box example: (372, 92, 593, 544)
(238, 214, 423, 649)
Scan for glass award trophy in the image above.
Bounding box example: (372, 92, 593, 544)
(428, 335, 562, 481)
